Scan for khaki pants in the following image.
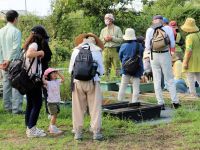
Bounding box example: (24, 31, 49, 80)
(72, 80, 102, 134)
(103, 47, 121, 77)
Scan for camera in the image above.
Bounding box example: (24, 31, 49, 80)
(30, 73, 42, 84)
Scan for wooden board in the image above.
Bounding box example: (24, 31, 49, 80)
(103, 91, 200, 102)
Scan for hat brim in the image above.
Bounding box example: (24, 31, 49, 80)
(123, 35, 136, 41)
(181, 25, 199, 33)
(75, 33, 104, 50)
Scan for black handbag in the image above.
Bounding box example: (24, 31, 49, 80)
(122, 42, 140, 75)
(8, 53, 36, 95)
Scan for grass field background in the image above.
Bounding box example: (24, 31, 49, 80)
(1, 97, 200, 150)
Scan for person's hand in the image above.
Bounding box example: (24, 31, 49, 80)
(2, 60, 10, 71)
(104, 36, 112, 42)
(38, 51, 44, 58)
(183, 61, 189, 69)
(0, 64, 4, 69)
(106, 35, 112, 41)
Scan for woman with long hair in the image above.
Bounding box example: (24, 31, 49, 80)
(23, 26, 51, 138)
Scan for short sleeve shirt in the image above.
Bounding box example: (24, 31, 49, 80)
(25, 42, 42, 76)
(47, 79, 61, 103)
(182, 32, 200, 72)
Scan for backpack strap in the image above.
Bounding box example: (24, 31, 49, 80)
(135, 42, 140, 56)
(26, 58, 35, 74)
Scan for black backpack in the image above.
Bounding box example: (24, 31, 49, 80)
(8, 51, 36, 95)
(73, 44, 98, 81)
(122, 42, 140, 75)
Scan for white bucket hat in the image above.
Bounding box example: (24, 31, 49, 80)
(123, 28, 136, 41)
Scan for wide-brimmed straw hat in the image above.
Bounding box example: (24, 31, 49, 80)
(181, 18, 199, 33)
(123, 28, 136, 41)
(74, 33, 104, 50)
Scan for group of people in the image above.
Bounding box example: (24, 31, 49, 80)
(0, 10, 200, 141)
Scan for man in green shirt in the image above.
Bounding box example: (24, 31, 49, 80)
(100, 13, 123, 78)
(0, 10, 23, 114)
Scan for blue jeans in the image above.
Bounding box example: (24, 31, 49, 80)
(175, 79, 188, 93)
(25, 86, 42, 129)
(2, 70, 23, 113)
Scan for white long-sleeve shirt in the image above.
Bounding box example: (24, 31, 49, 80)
(68, 43, 104, 81)
(145, 25, 175, 52)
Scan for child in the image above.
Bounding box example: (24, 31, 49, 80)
(43, 68, 65, 135)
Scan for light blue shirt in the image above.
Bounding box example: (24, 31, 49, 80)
(145, 25, 175, 52)
(0, 22, 22, 63)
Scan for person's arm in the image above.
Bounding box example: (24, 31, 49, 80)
(0, 43, 4, 69)
(26, 43, 44, 59)
(57, 71, 65, 83)
(119, 46, 123, 62)
(0, 44, 3, 64)
(145, 28, 153, 52)
(183, 36, 192, 69)
(99, 29, 106, 44)
(8, 30, 21, 61)
(112, 27, 123, 43)
(94, 50, 104, 76)
(167, 27, 175, 49)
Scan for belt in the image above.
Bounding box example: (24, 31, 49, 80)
(152, 50, 168, 53)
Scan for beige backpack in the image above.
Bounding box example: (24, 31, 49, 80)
(152, 27, 170, 51)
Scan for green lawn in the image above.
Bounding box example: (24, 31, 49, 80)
(1, 98, 200, 150)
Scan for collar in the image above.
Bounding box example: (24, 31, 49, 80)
(7, 22, 15, 27)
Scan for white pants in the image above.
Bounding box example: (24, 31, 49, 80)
(150, 52, 179, 105)
(118, 74, 140, 102)
(186, 72, 200, 95)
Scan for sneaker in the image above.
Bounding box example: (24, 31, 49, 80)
(93, 133, 103, 141)
(36, 127, 45, 133)
(172, 103, 181, 109)
(74, 132, 82, 140)
(49, 125, 63, 135)
(27, 127, 45, 134)
(27, 126, 46, 138)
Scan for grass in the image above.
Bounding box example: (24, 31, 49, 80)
(1, 97, 200, 150)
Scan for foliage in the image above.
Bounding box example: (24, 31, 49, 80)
(49, 38, 72, 66)
(142, 0, 199, 27)
(0, 20, 5, 28)
(60, 70, 71, 100)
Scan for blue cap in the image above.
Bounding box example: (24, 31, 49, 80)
(163, 17, 169, 24)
